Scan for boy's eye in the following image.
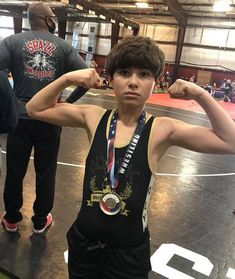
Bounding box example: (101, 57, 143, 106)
(140, 71, 151, 78)
(118, 69, 129, 76)
(117, 68, 153, 78)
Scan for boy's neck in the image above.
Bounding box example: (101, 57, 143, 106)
(116, 105, 145, 124)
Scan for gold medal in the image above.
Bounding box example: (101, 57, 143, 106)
(100, 192, 122, 215)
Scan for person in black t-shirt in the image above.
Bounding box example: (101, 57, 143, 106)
(0, 70, 19, 175)
(0, 2, 87, 234)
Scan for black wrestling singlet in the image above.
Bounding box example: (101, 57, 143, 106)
(76, 110, 155, 247)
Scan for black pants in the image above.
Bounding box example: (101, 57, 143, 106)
(3, 119, 61, 229)
(67, 224, 151, 279)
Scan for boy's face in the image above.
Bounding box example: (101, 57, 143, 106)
(110, 67, 156, 106)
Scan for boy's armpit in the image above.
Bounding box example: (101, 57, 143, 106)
(85, 106, 107, 143)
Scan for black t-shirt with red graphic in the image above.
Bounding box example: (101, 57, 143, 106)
(0, 31, 87, 118)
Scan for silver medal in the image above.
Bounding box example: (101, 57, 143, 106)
(100, 192, 122, 215)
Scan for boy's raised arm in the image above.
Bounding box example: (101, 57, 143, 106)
(167, 79, 235, 153)
(26, 68, 100, 117)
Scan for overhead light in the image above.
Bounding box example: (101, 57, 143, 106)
(135, 2, 149, 8)
(111, 19, 116, 24)
(87, 14, 98, 18)
(88, 10, 95, 15)
(99, 14, 106, 20)
(127, 26, 132, 30)
(76, 4, 83, 10)
(61, 0, 69, 4)
(119, 22, 124, 27)
(213, 1, 231, 12)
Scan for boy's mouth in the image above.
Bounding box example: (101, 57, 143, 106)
(124, 91, 140, 97)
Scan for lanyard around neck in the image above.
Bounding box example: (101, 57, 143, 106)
(107, 110, 146, 190)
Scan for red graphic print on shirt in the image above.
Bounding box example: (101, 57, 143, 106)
(23, 39, 57, 81)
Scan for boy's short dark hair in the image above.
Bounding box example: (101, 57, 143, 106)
(105, 36, 165, 79)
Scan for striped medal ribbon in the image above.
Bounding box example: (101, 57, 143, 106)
(100, 110, 146, 215)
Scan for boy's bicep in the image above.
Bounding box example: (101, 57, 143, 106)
(168, 119, 202, 146)
(32, 103, 88, 128)
(169, 121, 226, 152)
(37, 104, 104, 133)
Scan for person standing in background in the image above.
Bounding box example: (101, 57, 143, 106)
(223, 79, 233, 102)
(90, 58, 98, 69)
(189, 74, 196, 83)
(0, 70, 20, 175)
(0, 2, 87, 234)
(163, 71, 171, 89)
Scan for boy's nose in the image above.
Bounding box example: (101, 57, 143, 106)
(128, 74, 139, 87)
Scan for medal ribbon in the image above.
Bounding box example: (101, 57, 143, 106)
(107, 110, 146, 190)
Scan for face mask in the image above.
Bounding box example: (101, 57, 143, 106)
(47, 22, 56, 34)
(45, 15, 57, 34)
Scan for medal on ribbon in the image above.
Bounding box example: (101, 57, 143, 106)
(100, 192, 122, 215)
(99, 110, 146, 216)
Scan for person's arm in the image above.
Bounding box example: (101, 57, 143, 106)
(65, 86, 88, 103)
(0, 70, 19, 133)
(164, 79, 235, 154)
(26, 68, 101, 129)
(63, 45, 89, 103)
(65, 46, 88, 72)
(0, 37, 12, 71)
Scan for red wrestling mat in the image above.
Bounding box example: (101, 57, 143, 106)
(148, 93, 235, 120)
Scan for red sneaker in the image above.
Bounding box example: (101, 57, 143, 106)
(33, 213, 53, 234)
(2, 214, 18, 232)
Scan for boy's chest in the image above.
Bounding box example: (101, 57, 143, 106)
(114, 124, 136, 147)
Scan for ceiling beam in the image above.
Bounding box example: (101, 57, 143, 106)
(0, 0, 139, 30)
(162, 0, 187, 26)
(69, 0, 139, 29)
